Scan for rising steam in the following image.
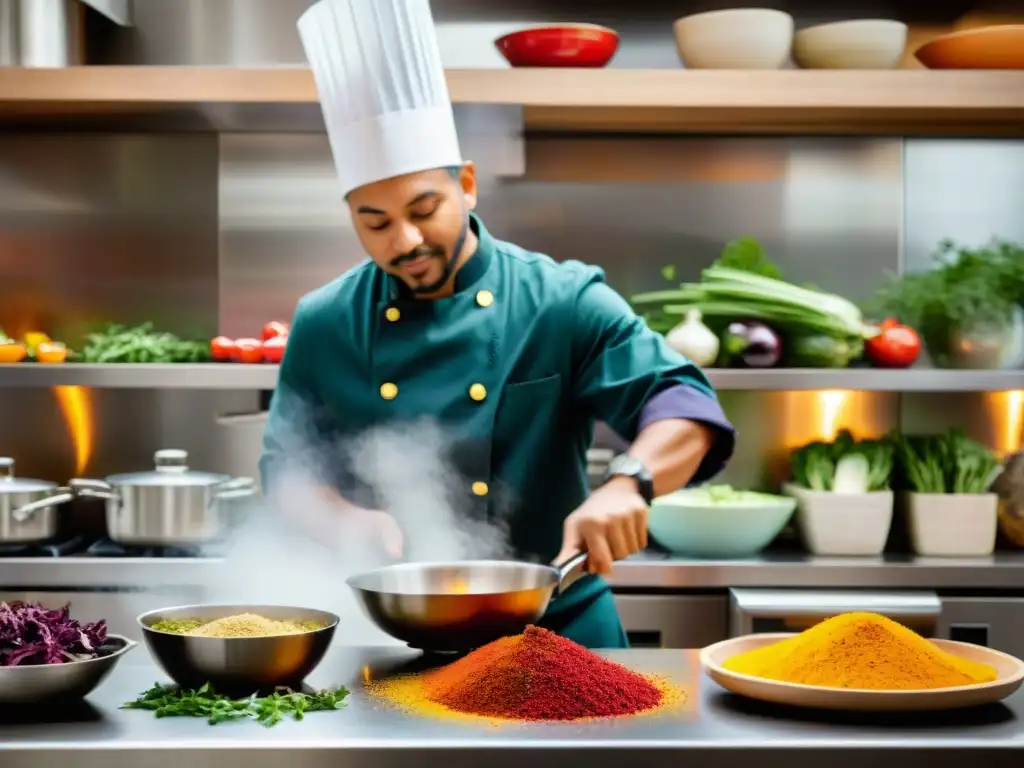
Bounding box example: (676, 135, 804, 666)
(185, 410, 515, 645)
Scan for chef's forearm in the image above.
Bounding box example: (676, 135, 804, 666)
(625, 418, 715, 497)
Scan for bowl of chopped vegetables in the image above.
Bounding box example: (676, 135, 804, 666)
(138, 604, 339, 692)
(647, 485, 797, 558)
(0, 601, 136, 705)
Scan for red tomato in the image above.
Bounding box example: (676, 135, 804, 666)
(262, 335, 287, 364)
(262, 321, 290, 342)
(866, 322, 921, 368)
(210, 336, 236, 362)
(234, 338, 264, 364)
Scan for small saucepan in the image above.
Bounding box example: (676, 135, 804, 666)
(16, 449, 255, 546)
(346, 552, 588, 652)
(0, 458, 75, 544)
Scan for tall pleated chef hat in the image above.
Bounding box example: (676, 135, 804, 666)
(297, 0, 463, 198)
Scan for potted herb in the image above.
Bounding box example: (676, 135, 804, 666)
(896, 429, 1002, 557)
(782, 430, 895, 556)
(866, 238, 1024, 369)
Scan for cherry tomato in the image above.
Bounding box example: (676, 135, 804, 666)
(865, 321, 921, 368)
(234, 338, 264, 364)
(262, 321, 290, 342)
(262, 335, 288, 364)
(210, 336, 236, 362)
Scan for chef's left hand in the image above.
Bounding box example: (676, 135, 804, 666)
(554, 477, 648, 576)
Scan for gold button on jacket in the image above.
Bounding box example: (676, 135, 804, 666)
(476, 289, 494, 307)
(468, 383, 487, 401)
(380, 382, 398, 400)
(471, 481, 489, 496)
(385, 307, 401, 322)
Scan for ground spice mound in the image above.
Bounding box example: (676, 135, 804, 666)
(723, 611, 998, 690)
(414, 625, 665, 721)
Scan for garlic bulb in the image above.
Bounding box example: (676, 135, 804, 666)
(665, 309, 719, 367)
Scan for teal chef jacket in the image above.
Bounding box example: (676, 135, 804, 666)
(260, 213, 735, 649)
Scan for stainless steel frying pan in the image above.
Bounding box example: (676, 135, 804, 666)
(346, 552, 589, 652)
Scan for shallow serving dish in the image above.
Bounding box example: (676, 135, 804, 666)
(0, 634, 136, 705)
(138, 604, 339, 692)
(701, 633, 1024, 711)
(496, 24, 619, 68)
(914, 25, 1024, 69)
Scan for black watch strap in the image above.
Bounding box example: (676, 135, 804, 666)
(603, 454, 654, 505)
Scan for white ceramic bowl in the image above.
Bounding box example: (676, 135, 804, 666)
(783, 483, 894, 556)
(647, 487, 796, 558)
(673, 8, 794, 70)
(793, 19, 908, 69)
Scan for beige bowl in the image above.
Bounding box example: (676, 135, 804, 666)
(701, 633, 1024, 711)
(673, 8, 794, 69)
(793, 19, 908, 69)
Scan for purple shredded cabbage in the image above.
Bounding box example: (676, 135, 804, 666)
(0, 601, 107, 667)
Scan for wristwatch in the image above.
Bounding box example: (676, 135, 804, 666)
(602, 454, 654, 505)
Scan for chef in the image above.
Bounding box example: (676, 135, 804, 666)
(260, 0, 736, 649)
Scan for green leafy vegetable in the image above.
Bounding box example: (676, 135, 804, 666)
(713, 237, 783, 280)
(894, 429, 1001, 495)
(76, 322, 211, 364)
(789, 429, 894, 493)
(865, 239, 1024, 367)
(122, 682, 349, 727)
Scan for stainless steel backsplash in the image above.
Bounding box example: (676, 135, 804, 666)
(1, 134, 1022, 488)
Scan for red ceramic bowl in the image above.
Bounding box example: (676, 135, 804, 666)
(495, 24, 620, 68)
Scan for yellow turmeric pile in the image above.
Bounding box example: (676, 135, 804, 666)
(724, 612, 997, 690)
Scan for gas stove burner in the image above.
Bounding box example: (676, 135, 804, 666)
(0, 535, 92, 558)
(86, 539, 204, 558)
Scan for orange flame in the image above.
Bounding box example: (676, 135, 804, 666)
(362, 665, 372, 686)
(53, 386, 94, 476)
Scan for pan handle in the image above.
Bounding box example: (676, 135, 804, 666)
(552, 551, 589, 596)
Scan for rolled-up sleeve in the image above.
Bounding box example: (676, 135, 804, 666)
(569, 267, 736, 484)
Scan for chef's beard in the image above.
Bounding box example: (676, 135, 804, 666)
(390, 210, 470, 296)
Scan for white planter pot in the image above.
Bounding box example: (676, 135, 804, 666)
(906, 492, 998, 557)
(783, 483, 893, 556)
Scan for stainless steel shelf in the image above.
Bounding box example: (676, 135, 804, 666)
(707, 368, 1024, 392)
(0, 363, 279, 389)
(1, 365, 1023, 391)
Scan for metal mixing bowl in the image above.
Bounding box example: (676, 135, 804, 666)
(137, 604, 339, 691)
(0, 635, 136, 705)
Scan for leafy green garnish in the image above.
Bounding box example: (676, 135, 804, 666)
(122, 682, 350, 727)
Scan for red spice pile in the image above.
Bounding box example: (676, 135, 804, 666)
(421, 625, 664, 721)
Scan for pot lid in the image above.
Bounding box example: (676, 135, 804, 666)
(105, 449, 233, 487)
(0, 458, 59, 493)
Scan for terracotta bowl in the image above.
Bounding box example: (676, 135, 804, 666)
(495, 24, 620, 68)
(914, 25, 1024, 69)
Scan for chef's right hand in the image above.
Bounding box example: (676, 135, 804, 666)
(351, 509, 404, 560)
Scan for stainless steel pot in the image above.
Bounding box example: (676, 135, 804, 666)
(347, 552, 589, 652)
(0, 458, 74, 544)
(23, 449, 256, 546)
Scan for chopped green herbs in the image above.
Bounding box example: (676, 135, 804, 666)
(122, 682, 350, 727)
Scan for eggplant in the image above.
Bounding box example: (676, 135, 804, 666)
(723, 321, 782, 368)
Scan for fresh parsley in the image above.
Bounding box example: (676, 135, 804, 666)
(121, 682, 350, 727)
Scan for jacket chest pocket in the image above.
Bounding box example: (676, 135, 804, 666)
(493, 374, 563, 454)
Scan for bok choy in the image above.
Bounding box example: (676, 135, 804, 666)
(789, 430, 894, 493)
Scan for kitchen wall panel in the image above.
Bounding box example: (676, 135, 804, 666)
(0, 133, 258, 485)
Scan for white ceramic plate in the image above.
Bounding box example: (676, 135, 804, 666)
(701, 633, 1024, 711)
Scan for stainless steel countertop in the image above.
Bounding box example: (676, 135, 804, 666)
(1, 647, 1022, 768)
(4, 551, 1024, 590)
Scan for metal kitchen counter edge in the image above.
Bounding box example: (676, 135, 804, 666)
(1, 647, 1022, 768)
(4, 551, 1024, 589)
